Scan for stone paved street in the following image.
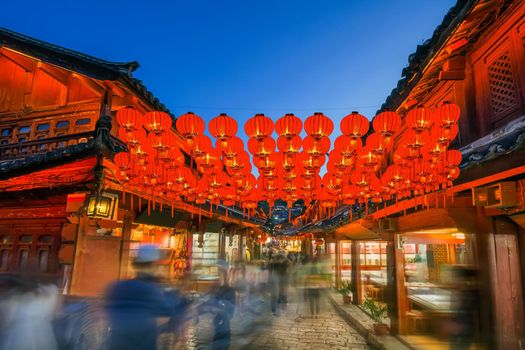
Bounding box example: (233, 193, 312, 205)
(170, 292, 370, 350)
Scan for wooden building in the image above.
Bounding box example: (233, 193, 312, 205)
(0, 27, 252, 296)
(330, 1, 525, 349)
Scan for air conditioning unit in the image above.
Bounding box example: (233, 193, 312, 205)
(472, 182, 517, 208)
(378, 218, 398, 231)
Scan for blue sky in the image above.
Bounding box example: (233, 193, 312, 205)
(2, 0, 455, 126)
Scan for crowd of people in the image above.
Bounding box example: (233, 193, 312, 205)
(0, 245, 331, 350)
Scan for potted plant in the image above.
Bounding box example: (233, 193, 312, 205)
(362, 298, 389, 335)
(337, 280, 353, 304)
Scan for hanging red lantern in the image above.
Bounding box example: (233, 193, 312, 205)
(245, 114, 274, 140)
(300, 152, 325, 171)
(116, 107, 143, 131)
(403, 130, 430, 150)
(144, 111, 172, 134)
(430, 124, 459, 145)
(406, 106, 433, 132)
(277, 135, 302, 155)
(444, 149, 462, 168)
(217, 136, 244, 159)
(188, 135, 212, 159)
(176, 112, 205, 139)
(248, 137, 275, 158)
(366, 133, 389, 155)
(434, 101, 460, 128)
(118, 127, 146, 148)
(340, 111, 369, 139)
(275, 113, 302, 138)
(303, 136, 330, 158)
(372, 109, 401, 137)
(334, 135, 362, 157)
(304, 112, 334, 139)
(209, 113, 238, 141)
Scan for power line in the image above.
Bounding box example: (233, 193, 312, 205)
(170, 104, 381, 112)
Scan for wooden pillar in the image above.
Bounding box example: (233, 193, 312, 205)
(118, 209, 134, 280)
(393, 235, 407, 335)
(69, 213, 89, 295)
(492, 216, 525, 349)
(335, 238, 341, 288)
(386, 240, 399, 335)
(351, 240, 361, 304)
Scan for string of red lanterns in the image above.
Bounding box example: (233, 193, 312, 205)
(114, 102, 462, 223)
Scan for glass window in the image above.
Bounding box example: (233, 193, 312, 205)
(19, 138, 26, 143)
(1, 140, 7, 145)
(19, 235, 32, 243)
(1, 128, 12, 137)
(38, 250, 49, 272)
(18, 250, 29, 270)
(56, 121, 70, 129)
(0, 235, 14, 244)
(75, 118, 91, 126)
(0, 250, 9, 270)
(36, 123, 50, 131)
(39, 235, 53, 244)
(18, 126, 31, 134)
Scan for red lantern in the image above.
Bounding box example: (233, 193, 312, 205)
(209, 113, 238, 141)
(406, 106, 433, 132)
(217, 136, 244, 159)
(277, 135, 302, 155)
(430, 125, 459, 145)
(176, 112, 205, 139)
(245, 114, 274, 140)
(276, 113, 302, 138)
(444, 150, 462, 168)
(334, 135, 362, 157)
(372, 109, 401, 137)
(144, 111, 172, 134)
(366, 133, 389, 155)
(188, 135, 212, 158)
(303, 136, 330, 158)
(304, 112, 334, 139)
(116, 107, 143, 131)
(340, 111, 369, 139)
(403, 130, 430, 150)
(434, 101, 460, 128)
(248, 137, 275, 158)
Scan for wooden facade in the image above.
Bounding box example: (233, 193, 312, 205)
(333, 1, 525, 349)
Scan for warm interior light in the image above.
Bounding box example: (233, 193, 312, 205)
(87, 193, 118, 219)
(451, 233, 465, 239)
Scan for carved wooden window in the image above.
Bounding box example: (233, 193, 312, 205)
(76, 118, 91, 126)
(487, 51, 519, 115)
(18, 126, 30, 134)
(1, 128, 12, 137)
(36, 123, 50, 131)
(56, 120, 70, 129)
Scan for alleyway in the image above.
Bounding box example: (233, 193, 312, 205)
(171, 294, 370, 350)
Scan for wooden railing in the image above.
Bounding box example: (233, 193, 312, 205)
(0, 132, 95, 160)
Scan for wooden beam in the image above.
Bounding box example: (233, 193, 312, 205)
(0, 206, 66, 219)
(447, 165, 525, 195)
(0, 48, 35, 72)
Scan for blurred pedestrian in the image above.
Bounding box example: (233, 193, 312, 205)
(449, 266, 480, 350)
(0, 275, 59, 350)
(304, 256, 325, 318)
(208, 268, 236, 350)
(105, 245, 180, 350)
(268, 251, 290, 315)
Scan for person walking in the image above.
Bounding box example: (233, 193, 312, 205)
(304, 256, 324, 318)
(105, 245, 180, 350)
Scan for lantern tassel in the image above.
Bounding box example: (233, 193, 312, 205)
(148, 200, 151, 216)
(130, 194, 133, 212)
(139, 196, 142, 212)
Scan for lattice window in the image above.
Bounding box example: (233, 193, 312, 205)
(487, 51, 519, 115)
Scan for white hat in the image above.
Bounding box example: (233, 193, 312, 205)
(135, 244, 161, 263)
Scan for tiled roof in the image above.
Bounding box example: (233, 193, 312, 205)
(0, 27, 171, 115)
(460, 115, 525, 169)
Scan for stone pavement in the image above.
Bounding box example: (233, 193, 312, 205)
(169, 291, 371, 350)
